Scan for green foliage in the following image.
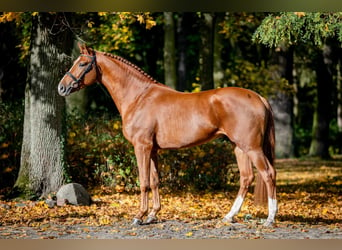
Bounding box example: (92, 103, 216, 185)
(253, 12, 342, 48)
(0, 12, 33, 65)
(219, 12, 265, 42)
(0, 101, 24, 190)
(224, 59, 293, 97)
(87, 12, 157, 56)
(158, 138, 237, 191)
(65, 112, 135, 189)
(65, 112, 238, 192)
(213, 13, 293, 97)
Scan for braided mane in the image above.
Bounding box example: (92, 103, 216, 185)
(101, 51, 160, 84)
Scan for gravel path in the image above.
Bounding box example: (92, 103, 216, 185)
(1, 219, 341, 239)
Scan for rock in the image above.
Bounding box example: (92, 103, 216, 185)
(45, 199, 57, 208)
(0, 204, 10, 209)
(14, 203, 26, 207)
(56, 183, 91, 206)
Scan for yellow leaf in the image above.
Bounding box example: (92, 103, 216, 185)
(0, 142, 9, 148)
(98, 215, 111, 225)
(294, 12, 305, 18)
(110, 202, 120, 207)
(185, 231, 193, 237)
(137, 15, 144, 24)
(87, 21, 94, 28)
(0, 153, 9, 160)
(113, 121, 121, 130)
(146, 20, 156, 29)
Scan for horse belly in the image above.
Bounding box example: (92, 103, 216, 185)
(155, 113, 219, 149)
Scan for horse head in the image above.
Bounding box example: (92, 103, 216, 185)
(58, 43, 97, 96)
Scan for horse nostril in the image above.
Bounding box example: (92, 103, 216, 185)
(58, 84, 66, 95)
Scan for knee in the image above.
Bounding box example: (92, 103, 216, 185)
(140, 184, 150, 193)
(262, 172, 275, 185)
(150, 183, 159, 190)
(240, 174, 254, 189)
(150, 176, 159, 190)
(248, 174, 254, 184)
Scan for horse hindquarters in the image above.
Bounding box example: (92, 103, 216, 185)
(220, 90, 277, 225)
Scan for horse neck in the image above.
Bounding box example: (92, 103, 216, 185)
(96, 53, 154, 116)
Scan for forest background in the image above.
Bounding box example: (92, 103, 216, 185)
(0, 12, 341, 199)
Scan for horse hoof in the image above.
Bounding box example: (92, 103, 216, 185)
(262, 220, 274, 227)
(222, 216, 235, 223)
(145, 216, 158, 224)
(131, 218, 143, 226)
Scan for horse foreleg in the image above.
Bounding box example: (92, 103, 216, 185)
(132, 145, 151, 226)
(223, 146, 254, 223)
(145, 151, 161, 224)
(247, 149, 277, 227)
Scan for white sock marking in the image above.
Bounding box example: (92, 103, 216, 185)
(266, 197, 278, 223)
(224, 195, 244, 221)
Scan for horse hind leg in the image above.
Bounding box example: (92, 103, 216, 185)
(223, 146, 254, 223)
(247, 149, 277, 226)
(145, 151, 161, 224)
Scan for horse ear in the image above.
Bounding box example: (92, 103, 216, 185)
(78, 43, 94, 55)
(78, 42, 87, 53)
(85, 45, 94, 55)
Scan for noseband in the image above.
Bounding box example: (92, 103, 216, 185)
(66, 54, 96, 89)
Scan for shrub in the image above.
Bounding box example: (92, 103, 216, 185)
(0, 101, 24, 191)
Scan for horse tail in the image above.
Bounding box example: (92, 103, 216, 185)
(254, 96, 275, 206)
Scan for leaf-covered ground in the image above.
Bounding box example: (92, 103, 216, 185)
(0, 158, 341, 239)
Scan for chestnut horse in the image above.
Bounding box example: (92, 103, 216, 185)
(58, 44, 277, 227)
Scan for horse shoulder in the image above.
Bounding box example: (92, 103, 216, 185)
(121, 85, 172, 144)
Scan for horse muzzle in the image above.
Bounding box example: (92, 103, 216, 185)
(58, 82, 74, 96)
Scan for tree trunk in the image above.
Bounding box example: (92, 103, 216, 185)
(14, 13, 73, 198)
(176, 13, 193, 91)
(269, 46, 295, 158)
(0, 68, 3, 101)
(336, 55, 342, 153)
(309, 44, 334, 158)
(15, 82, 31, 193)
(337, 59, 342, 132)
(213, 13, 225, 89)
(163, 12, 177, 89)
(199, 13, 215, 91)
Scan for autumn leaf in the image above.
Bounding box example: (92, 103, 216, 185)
(136, 15, 145, 24)
(185, 231, 193, 237)
(0, 159, 341, 234)
(294, 12, 305, 18)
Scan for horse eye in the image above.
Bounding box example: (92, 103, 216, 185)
(79, 62, 88, 67)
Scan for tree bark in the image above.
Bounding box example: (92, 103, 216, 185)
(269, 46, 295, 158)
(309, 44, 334, 158)
(163, 12, 177, 89)
(337, 59, 342, 133)
(176, 13, 193, 91)
(14, 13, 73, 197)
(199, 13, 215, 91)
(213, 13, 225, 89)
(336, 53, 342, 154)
